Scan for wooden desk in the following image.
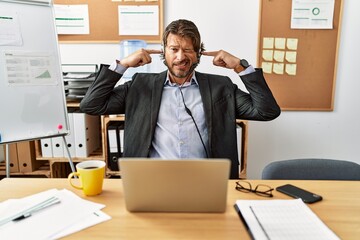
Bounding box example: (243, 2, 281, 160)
(0, 178, 359, 239)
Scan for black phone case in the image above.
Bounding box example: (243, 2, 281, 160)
(276, 184, 323, 203)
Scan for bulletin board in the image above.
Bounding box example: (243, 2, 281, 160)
(54, 0, 163, 43)
(258, 0, 343, 111)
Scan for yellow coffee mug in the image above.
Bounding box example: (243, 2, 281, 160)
(68, 160, 105, 196)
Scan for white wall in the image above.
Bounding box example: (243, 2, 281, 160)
(59, 0, 360, 179)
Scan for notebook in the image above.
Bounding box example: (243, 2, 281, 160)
(119, 158, 231, 213)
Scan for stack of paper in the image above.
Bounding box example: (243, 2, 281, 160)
(0, 189, 111, 239)
(235, 199, 339, 240)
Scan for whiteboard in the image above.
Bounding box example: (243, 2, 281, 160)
(0, 0, 69, 144)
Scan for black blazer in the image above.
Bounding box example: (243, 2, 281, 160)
(80, 65, 281, 179)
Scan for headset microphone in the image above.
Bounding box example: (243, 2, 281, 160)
(184, 105, 192, 116)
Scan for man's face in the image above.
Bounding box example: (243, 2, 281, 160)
(164, 33, 199, 83)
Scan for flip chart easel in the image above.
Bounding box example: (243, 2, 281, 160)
(0, 0, 75, 176)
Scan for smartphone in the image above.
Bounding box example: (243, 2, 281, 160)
(276, 184, 323, 203)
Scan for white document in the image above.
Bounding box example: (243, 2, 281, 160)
(291, 0, 335, 29)
(0, 189, 111, 240)
(54, 4, 90, 34)
(235, 199, 340, 240)
(0, 10, 23, 46)
(118, 5, 159, 35)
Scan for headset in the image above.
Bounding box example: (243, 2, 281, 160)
(177, 48, 208, 158)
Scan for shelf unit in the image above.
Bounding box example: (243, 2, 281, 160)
(102, 117, 248, 179)
(0, 163, 51, 178)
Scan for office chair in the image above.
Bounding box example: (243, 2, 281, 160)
(261, 158, 360, 180)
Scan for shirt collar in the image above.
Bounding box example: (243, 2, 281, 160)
(164, 71, 198, 87)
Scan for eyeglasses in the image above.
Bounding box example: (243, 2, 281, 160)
(235, 181, 274, 197)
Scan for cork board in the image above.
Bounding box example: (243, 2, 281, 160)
(258, 0, 343, 111)
(54, 0, 163, 43)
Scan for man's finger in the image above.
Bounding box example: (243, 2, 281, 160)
(201, 51, 219, 56)
(145, 49, 163, 54)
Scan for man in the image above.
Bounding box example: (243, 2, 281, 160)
(80, 19, 281, 179)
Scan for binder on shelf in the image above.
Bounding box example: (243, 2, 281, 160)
(63, 110, 76, 158)
(40, 138, 53, 158)
(73, 111, 100, 158)
(107, 122, 121, 171)
(17, 141, 41, 173)
(51, 136, 64, 158)
(4, 143, 19, 173)
(119, 127, 124, 154)
(236, 126, 242, 166)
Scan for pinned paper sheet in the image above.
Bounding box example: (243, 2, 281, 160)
(0, 11, 23, 46)
(286, 51, 297, 63)
(273, 63, 284, 74)
(274, 50, 285, 62)
(263, 37, 274, 49)
(287, 38, 298, 50)
(54, 4, 90, 35)
(118, 5, 159, 35)
(262, 50, 273, 61)
(286, 64, 297, 75)
(262, 62, 273, 74)
(275, 38, 286, 49)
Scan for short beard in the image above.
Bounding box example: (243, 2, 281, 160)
(163, 60, 199, 79)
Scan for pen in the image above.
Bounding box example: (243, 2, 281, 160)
(0, 196, 61, 226)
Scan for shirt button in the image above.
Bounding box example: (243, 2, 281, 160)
(179, 141, 184, 145)
(178, 121, 183, 125)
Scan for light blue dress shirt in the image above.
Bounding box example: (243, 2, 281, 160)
(149, 73, 208, 159)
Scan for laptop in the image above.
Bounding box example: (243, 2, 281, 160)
(119, 158, 231, 213)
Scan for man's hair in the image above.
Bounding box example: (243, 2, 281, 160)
(161, 19, 205, 59)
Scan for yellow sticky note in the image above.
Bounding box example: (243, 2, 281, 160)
(262, 50, 273, 61)
(275, 38, 286, 49)
(285, 51, 297, 63)
(263, 37, 274, 49)
(274, 50, 285, 62)
(287, 38, 298, 50)
(262, 62, 273, 74)
(273, 63, 284, 74)
(286, 64, 297, 75)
